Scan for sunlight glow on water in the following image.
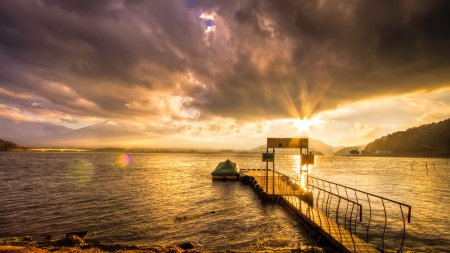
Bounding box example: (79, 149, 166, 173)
(278, 155, 313, 191)
(0, 153, 448, 252)
(0, 153, 311, 251)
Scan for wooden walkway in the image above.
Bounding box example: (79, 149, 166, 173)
(243, 170, 379, 253)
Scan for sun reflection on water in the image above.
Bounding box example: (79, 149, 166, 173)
(300, 165, 314, 192)
(287, 154, 314, 191)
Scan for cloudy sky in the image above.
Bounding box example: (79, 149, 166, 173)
(0, 0, 449, 149)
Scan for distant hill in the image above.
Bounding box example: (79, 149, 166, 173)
(93, 147, 128, 153)
(17, 121, 150, 148)
(250, 138, 338, 155)
(363, 118, 450, 157)
(249, 144, 267, 153)
(11, 120, 231, 149)
(0, 139, 23, 150)
(334, 144, 367, 156)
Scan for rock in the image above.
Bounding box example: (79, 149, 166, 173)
(66, 231, 88, 239)
(259, 191, 268, 201)
(40, 234, 52, 240)
(68, 235, 84, 245)
(175, 216, 187, 221)
(55, 234, 84, 246)
(177, 242, 195, 250)
(240, 175, 251, 185)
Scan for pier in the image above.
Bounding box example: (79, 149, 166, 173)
(241, 138, 412, 253)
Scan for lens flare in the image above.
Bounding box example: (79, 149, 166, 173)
(116, 154, 132, 168)
(66, 159, 95, 186)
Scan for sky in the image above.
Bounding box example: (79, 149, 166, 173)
(0, 0, 449, 149)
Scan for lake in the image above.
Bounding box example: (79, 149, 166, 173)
(0, 152, 449, 252)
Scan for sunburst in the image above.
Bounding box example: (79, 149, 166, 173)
(292, 117, 322, 133)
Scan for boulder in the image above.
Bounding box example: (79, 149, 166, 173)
(240, 175, 251, 185)
(177, 242, 195, 250)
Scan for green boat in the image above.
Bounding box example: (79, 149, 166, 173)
(211, 159, 241, 180)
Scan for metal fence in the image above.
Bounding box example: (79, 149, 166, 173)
(267, 170, 412, 252)
(308, 175, 411, 252)
(251, 148, 412, 252)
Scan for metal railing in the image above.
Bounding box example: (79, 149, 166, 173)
(308, 176, 411, 252)
(275, 172, 367, 252)
(240, 169, 412, 252)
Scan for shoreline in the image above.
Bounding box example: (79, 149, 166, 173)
(3, 150, 449, 158)
(0, 236, 333, 253)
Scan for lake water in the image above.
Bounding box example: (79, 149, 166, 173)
(0, 152, 449, 252)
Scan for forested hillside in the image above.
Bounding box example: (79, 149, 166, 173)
(0, 139, 23, 150)
(363, 119, 450, 157)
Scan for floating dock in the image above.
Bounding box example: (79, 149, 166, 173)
(242, 169, 379, 253)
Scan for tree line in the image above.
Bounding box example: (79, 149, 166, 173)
(0, 139, 23, 151)
(362, 118, 450, 157)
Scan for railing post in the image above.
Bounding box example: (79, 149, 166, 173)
(366, 194, 371, 242)
(381, 198, 387, 251)
(400, 204, 405, 253)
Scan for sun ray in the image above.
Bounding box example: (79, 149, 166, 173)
(292, 117, 323, 133)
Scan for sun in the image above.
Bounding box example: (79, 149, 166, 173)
(292, 117, 322, 133)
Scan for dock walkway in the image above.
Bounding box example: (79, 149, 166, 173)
(243, 169, 379, 253)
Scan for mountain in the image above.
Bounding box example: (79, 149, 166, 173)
(14, 120, 228, 149)
(249, 144, 267, 153)
(250, 138, 339, 155)
(334, 144, 367, 156)
(18, 121, 151, 148)
(363, 118, 450, 157)
(0, 139, 23, 150)
(309, 138, 341, 155)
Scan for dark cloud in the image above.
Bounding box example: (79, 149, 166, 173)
(43, 0, 117, 17)
(181, 0, 450, 120)
(0, 0, 449, 126)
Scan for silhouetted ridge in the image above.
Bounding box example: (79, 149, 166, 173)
(363, 118, 450, 157)
(0, 139, 23, 150)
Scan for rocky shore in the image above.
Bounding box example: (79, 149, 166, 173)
(0, 235, 332, 253)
